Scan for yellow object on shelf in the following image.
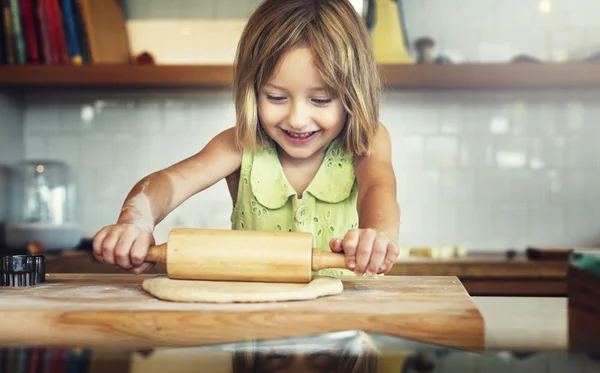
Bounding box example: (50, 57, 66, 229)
(371, 0, 414, 64)
(398, 246, 468, 259)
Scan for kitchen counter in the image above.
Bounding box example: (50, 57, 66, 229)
(0, 273, 484, 350)
(125, 296, 574, 373)
(0, 271, 575, 373)
(42, 250, 569, 296)
(0, 272, 569, 352)
(389, 253, 568, 296)
(0, 295, 572, 373)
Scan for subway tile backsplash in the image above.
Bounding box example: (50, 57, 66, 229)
(0, 92, 24, 164)
(0, 91, 24, 222)
(15, 88, 600, 250)
(2, 0, 600, 250)
(20, 90, 238, 243)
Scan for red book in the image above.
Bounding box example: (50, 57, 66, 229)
(20, 0, 39, 63)
(48, 0, 67, 63)
(40, 0, 57, 63)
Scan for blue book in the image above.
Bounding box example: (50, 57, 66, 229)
(60, 0, 82, 64)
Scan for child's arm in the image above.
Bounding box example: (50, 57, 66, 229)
(92, 127, 242, 273)
(330, 123, 400, 276)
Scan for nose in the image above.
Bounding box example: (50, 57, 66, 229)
(287, 100, 310, 130)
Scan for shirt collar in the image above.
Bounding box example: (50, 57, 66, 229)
(250, 137, 356, 209)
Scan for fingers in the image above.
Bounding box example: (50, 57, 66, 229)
(129, 262, 155, 275)
(329, 238, 343, 252)
(92, 227, 109, 263)
(340, 228, 399, 277)
(130, 234, 154, 267)
(365, 232, 388, 276)
(341, 229, 360, 270)
(354, 229, 377, 276)
(98, 228, 121, 265)
(380, 241, 399, 273)
(114, 229, 137, 269)
(91, 223, 154, 274)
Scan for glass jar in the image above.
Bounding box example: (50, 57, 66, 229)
(4, 160, 81, 251)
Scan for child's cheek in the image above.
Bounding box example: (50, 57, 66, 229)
(318, 102, 346, 130)
(259, 103, 286, 127)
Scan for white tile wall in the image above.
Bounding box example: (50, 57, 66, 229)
(22, 90, 237, 242)
(0, 91, 24, 222)
(0, 92, 24, 164)
(19, 88, 600, 251)
(3, 0, 600, 251)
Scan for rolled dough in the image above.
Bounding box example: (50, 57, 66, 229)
(141, 276, 344, 303)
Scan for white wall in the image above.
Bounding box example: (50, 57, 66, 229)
(402, 0, 600, 63)
(0, 92, 24, 224)
(13, 0, 600, 250)
(0, 92, 24, 164)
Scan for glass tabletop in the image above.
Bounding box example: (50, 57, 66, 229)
(1, 331, 598, 373)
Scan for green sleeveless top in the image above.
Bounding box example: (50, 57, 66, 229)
(230, 137, 358, 277)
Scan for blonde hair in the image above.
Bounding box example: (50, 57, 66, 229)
(232, 0, 381, 156)
(231, 336, 379, 373)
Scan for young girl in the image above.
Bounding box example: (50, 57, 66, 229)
(92, 0, 400, 278)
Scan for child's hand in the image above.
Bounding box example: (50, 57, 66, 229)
(329, 229, 399, 276)
(92, 223, 155, 274)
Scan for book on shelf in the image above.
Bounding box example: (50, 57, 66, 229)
(0, 0, 130, 66)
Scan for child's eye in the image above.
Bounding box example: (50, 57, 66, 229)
(312, 98, 332, 105)
(267, 94, 286, 102)
(256, 352, 291, 370)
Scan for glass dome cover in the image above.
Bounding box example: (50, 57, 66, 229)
(8, 159, 78, 225)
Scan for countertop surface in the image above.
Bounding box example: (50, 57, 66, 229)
(390, 252, 567, 277)
(0, 249, 572, 352)
(0, 273, 484, 351)
(0, 276, 569, 354)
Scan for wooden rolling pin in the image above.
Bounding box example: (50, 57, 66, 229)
(145, 228, 352, 283)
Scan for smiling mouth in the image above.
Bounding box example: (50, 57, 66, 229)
(283, 130, 319, 138)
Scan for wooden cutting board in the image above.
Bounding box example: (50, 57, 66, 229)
(0, 274, 484, 350)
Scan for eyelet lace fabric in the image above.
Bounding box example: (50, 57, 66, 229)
(231, 138, 359, 277)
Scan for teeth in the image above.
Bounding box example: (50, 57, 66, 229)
(286, 131, 314, 138)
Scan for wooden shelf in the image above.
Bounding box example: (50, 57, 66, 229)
(378, 62, 600, 89)
(0, 64, 234, 90)
(1, 63, 600, 91)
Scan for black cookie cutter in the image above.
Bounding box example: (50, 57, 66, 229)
(0, 254, 46, 286)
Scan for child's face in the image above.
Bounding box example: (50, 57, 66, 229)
(258, 46, 346, 162)
(255, 351, 339, 373)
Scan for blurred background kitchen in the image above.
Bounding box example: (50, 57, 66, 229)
(0, 0, 599, 294)
(1, 1, 600, 372)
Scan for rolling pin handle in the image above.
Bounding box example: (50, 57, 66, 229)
(145, 243, 167, 264)
(311, 248, 350, 271)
